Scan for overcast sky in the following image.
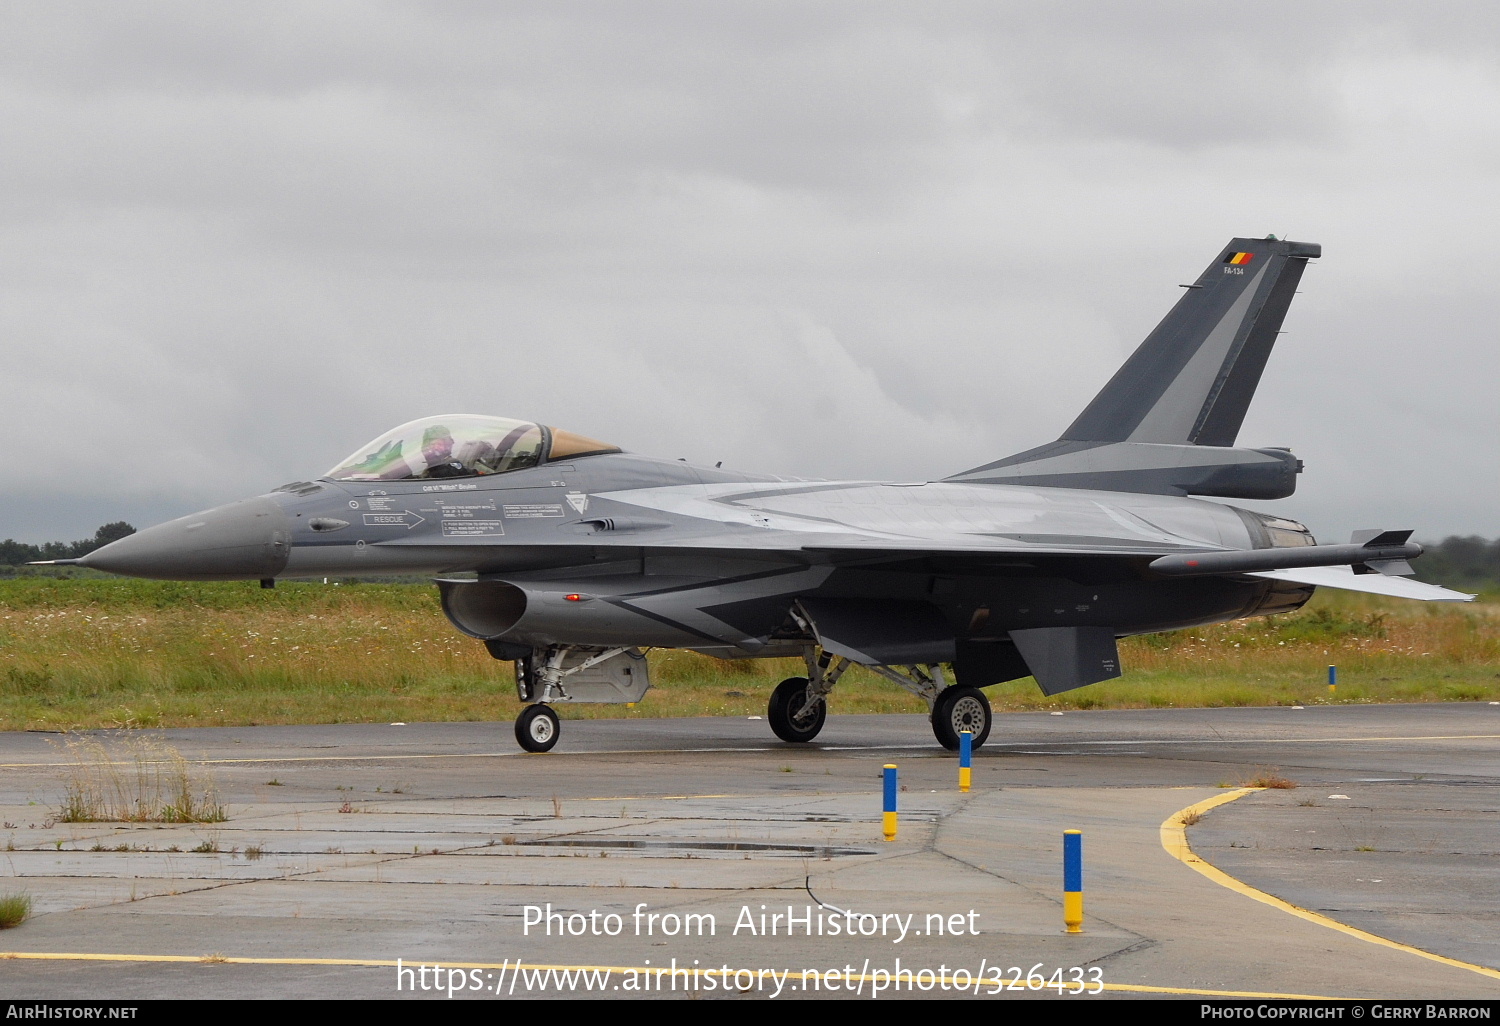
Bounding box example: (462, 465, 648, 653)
(3, 1, 1497, 545)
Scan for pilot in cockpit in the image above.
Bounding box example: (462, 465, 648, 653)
(419, 424, 502, 478)
(327, 415, 580, 483)
(418, 424, 465, 478)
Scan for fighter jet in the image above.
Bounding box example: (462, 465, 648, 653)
(56, 236, 1473, 752)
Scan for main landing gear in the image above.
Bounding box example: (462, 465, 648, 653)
(767, 649, 994, 751)
(768, 677, 826, 742)
(766, 650, 850, 743)
(864, 663, 993, 751)
(931, 685, 992, 749)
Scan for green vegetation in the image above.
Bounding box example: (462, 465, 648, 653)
(0, 893, 32, 929)
(1414, 536, 1500, 594)
(56, 732, 226, 823)
(0, 577, 1494, 730)
(0, 522, 136, 568)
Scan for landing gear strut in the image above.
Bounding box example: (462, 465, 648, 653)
(864, 664, 992, 751)
(766, 649, 850, 743)
(510, 644, 640, 753)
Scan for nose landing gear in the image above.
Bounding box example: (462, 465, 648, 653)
(515, 704, 560, 752)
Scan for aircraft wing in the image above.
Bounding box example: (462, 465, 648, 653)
(1248, 566, 1475, 602)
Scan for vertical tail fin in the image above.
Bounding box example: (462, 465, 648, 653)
(1065, 236, 1319, 446)
(949, 236, 1319, 499)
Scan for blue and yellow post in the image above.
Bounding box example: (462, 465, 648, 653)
(1063, 829, 1083, 933)
(958, 731, 972, 793)
(1328, 663, 1337, 695)
(883, 764, 898, 841)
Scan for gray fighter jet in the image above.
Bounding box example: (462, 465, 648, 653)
(55, 236, 1473, 752)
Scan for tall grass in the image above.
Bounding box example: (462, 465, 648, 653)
(0, 578, 1495, 729)
(0, 893, 31, 929)
(55, 733, 226, 822)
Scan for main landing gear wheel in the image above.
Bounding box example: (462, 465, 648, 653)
(767, 676, 827, 743)
(515, 704, 560, 753)
(931, 685, 991, 751)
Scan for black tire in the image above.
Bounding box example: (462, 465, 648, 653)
(767, 676, 827, 743)
(515, 704, 560, 753)
(931, 685, 991, 751)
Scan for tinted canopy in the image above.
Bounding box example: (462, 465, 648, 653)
(326, 415, 619, 482)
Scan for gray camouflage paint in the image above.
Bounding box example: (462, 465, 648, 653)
(71, 238, 1468, 699)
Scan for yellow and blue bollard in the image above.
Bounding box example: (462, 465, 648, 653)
(958, 730, 972, 793)
(883, 764, 898, 840)
(1328, 664, 1337, 694)
(1063, 829, 1083, 933)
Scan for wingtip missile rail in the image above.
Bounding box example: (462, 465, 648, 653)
(1149, 530, 1422, 579)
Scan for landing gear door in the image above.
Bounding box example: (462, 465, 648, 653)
(517, 648, 651, 704)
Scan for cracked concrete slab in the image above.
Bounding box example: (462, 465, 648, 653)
(1, 706, 1498, 999)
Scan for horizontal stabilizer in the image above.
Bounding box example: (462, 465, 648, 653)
(1249, 566, 1475, 602)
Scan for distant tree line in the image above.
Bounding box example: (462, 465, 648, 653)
(1413, 536, 1500, 592)
(0, 522, 136, 565)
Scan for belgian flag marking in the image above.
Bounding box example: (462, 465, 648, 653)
(1225, 252, 1254, 265)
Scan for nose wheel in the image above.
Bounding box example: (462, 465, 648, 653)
(931, 685, 991, 750)
(515, 704, 560, 752)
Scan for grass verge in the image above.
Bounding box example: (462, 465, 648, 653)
(0, 578, 1495, 729)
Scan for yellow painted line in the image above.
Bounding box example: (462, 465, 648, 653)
(1161, 788, 1500, 982)
(0, 950, 1335, 997)
(0, 752, 521, 770)
(1188, 733, 1500, 744)
(1100, 983, 1335, 998)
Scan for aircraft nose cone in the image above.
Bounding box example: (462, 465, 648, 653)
(80, 495, 292, 580)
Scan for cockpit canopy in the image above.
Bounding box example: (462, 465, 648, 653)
(325, 415, 620, 482)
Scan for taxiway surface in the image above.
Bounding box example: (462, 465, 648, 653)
(1, 703, 1498, 999)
